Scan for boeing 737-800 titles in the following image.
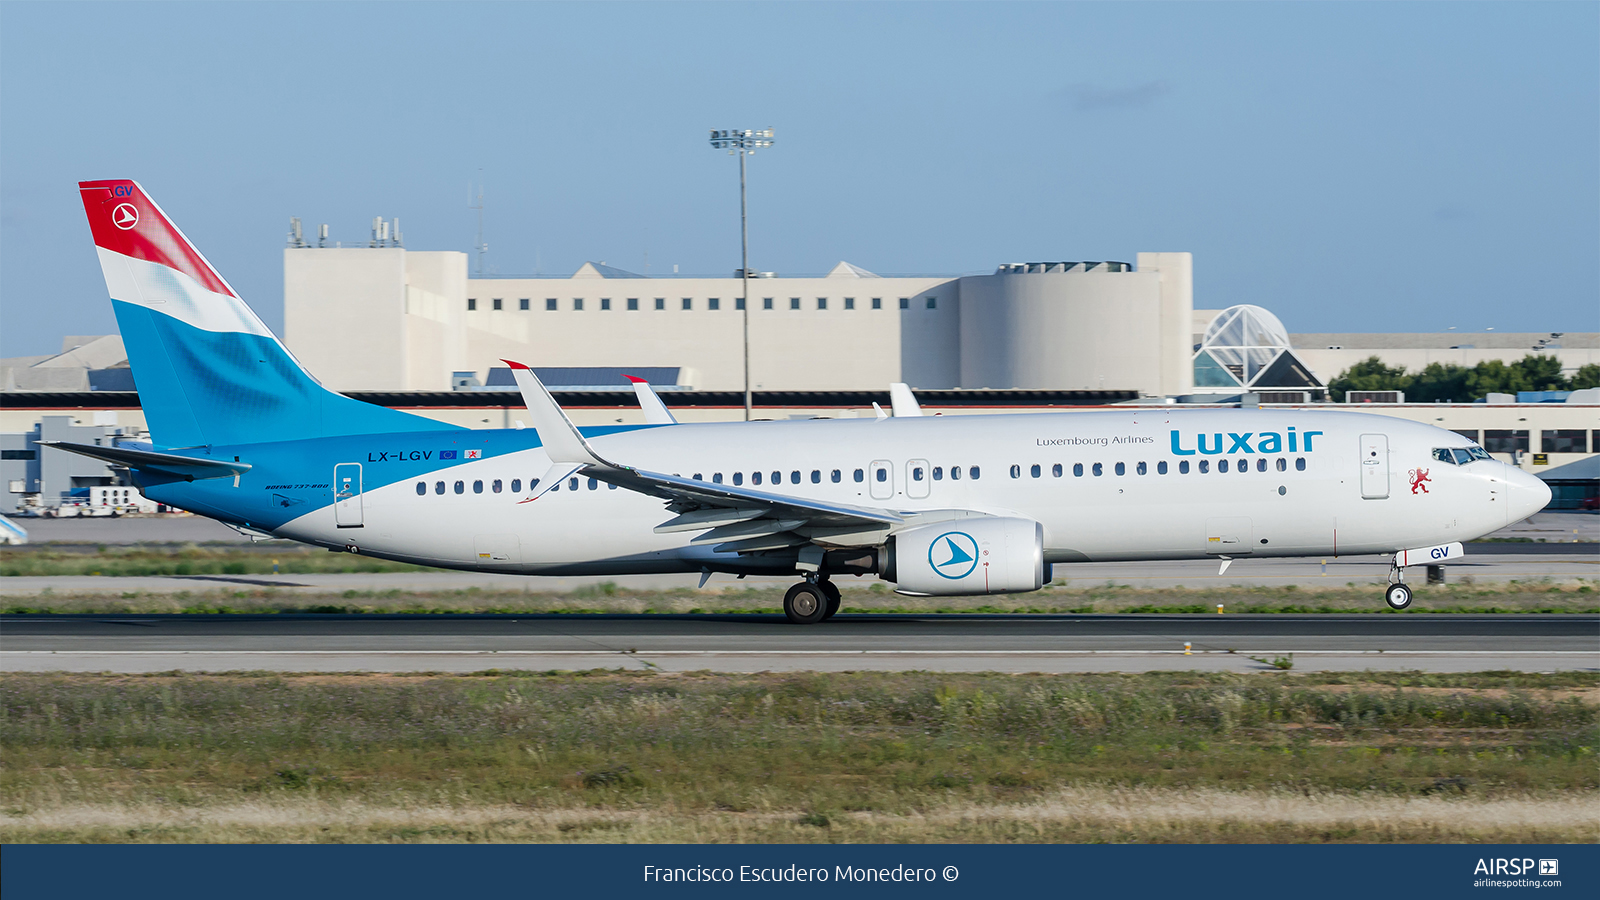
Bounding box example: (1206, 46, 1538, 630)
(47, 180, 1551, 623)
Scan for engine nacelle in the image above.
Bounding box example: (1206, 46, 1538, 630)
(885, 517, 1045, 596)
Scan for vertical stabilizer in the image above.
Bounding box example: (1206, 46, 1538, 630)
(78, 180, 452, 447)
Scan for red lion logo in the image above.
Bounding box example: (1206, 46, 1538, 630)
(1409, 468, 1431, 494)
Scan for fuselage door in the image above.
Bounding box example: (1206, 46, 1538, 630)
(906, 459, 930, 499)
(1359, 433, 1390, 499)
(869, 459, 894, 500)
(334, 462, 363, 527)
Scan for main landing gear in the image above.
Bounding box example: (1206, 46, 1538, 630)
(783, 575, 842, 625)
(1383, 561, 1413, 611)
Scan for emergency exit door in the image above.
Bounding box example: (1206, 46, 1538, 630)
(334, 463, 363, 527)
(1359, 434, 1390, 500)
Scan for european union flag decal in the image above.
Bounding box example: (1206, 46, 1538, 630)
(440, 450, 458, 460)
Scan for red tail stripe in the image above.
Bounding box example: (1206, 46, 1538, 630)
(78, 180, 236, 298)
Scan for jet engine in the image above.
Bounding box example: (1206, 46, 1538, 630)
(884, 517, 1046, 595)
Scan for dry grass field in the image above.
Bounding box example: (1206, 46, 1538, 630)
(2, 670, 1595, 843)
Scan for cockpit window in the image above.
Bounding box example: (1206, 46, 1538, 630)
(1434, 446, 1493, 465)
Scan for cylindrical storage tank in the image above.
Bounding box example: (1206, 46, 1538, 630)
(957, 268, 1165, 393)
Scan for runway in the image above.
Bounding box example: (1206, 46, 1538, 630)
(4, 613, 1594, 674)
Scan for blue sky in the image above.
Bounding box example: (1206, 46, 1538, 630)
(2, 1, 1596, 357)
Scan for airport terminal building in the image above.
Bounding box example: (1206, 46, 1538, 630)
(282, 249, 1198, 396)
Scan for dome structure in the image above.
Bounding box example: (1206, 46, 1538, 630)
(1193, 304, 1323, 395)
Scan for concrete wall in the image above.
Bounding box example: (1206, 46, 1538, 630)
(957, 267, 1176, 394)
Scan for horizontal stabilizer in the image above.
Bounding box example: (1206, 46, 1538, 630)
(39, 441, 251, 481)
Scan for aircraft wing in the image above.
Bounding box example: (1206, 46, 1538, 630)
(40, 441, 251, 481)
(503, 360, 901, 550)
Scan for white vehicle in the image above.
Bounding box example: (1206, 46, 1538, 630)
(48, 180, 1551, 622)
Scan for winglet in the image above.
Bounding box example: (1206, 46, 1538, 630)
(622, 374, 678, 425)
(889, 383, 923, 417)
(501, 359, 609, 466)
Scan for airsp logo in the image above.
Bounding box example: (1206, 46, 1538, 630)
(929, 531, 979, 579)
(111, 203, 139, 230)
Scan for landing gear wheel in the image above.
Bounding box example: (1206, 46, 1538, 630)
(1384, 582, 1413, 611)
(783, 582, 828, 625)
(818, 580, 842, 621)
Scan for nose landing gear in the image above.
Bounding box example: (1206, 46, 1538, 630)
(1383, 559, 1413, 610)
(1383, 581, 1413, 610)
(783, 575, 842, 624)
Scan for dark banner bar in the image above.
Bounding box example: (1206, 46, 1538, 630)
(4, 844, 1594, 899)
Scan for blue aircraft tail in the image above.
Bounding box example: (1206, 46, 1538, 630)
(80, 180, 453, 448)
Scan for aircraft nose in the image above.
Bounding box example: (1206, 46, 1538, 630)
(1504, 464, 1552, 525)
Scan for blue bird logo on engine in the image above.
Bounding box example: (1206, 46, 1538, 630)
(929, 531, 980, 579)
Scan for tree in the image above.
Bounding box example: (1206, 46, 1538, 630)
(1328, 353, 1582, 402)
(1567, 363, 1599, 391)
(1327, 356, 1409, 402)
(1407, 362, 1470, 403)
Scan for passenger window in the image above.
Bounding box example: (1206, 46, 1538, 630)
(732, 472, 743, 485)
(1092, 463, 1103, 477)
(455, 480, 465, 494)
(912, 467, 924, 482)
(1052, 463, 1062, 477)
(1236, 459, 1247, 474)
(969, 466, 981, 480)
(693, 473, 702, 481)
(511, 479, 522, 492)
(1010, 465, 1021, 479)
(568, 477, 580, 491)
(832, 469, 842, 483)
(608, 482, 617, 490)
(435, 481, 445, 495)
(752, 471, 763, 485)
(811, 470, 821, 483)
(1030, 464, 1041, 478)
(1219, 460, 1230, 473)
(1136, 462, 1147, 475)
(712, 473, 723, 484)
(950, 466, 961, 481)
(1157, 461, 1168, 475)
(1073, 463, 1083, 477)
(875, 467, 887, 482)
(1199, 460, 1209, 474)
(1114, 462, 1126, 476)
(1276, 458, 1286, 472)
(854, 469, 865, 482)
(791, 471, 802, 484)
(1295, 458, 1306, 471)
(492, 479, 502, 493)
(1256, 459, 1267, 473)
(588, 478, 598, 491)
(528, 479, 539, 491)
(932, 467, 943, 481)
(1179, 461, 1189, 474)
(414, 482, 425, 496)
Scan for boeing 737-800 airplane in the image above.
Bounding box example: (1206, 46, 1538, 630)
(48, 180, 1551, 623)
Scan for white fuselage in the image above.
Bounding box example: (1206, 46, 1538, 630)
(270, 409, 1549, 578)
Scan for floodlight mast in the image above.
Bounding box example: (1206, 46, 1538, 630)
(709, 128, 775, 421)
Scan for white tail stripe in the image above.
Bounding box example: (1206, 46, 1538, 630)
(97, 247, 274, 338)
